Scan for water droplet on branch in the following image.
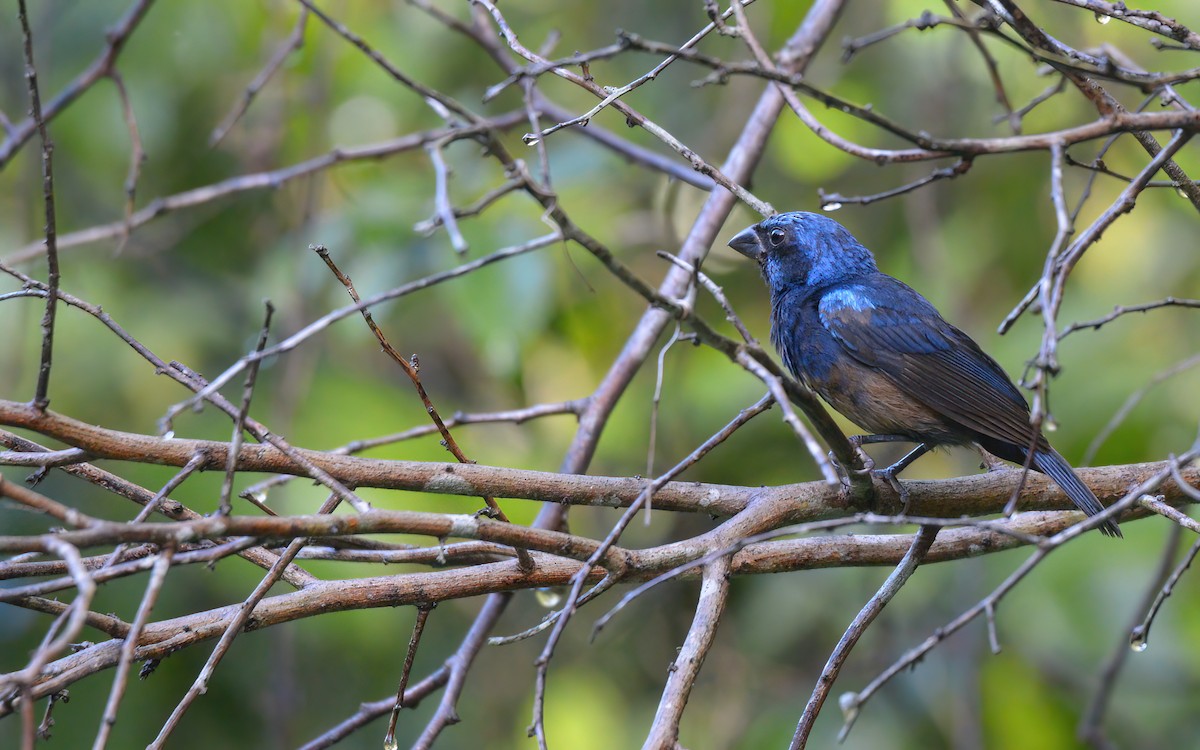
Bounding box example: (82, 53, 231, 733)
(535, 587, 565, 608)
(838, 692, 860, 722)
(1129, 627, 1148, 652)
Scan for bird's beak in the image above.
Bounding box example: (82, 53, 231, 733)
(727, 225, 763, 262)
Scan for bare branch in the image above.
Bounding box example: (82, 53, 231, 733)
(644, 556, 733, 748)
(1080, 524, 1181, 746)
(93, 546, 173, 750)
(3, 2, 1198, 744)
(0, 0, 156, 170)
(314, 246, 533, 570)
(209, 8, 309, 147)
(1051, 0, 1200, 50)
(18, 0, 60, 412)
(803, 526, 939, 747)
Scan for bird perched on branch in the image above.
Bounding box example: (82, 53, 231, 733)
(728, 211, 1120, 537)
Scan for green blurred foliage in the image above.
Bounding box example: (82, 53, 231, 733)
(2, 1, 1199, 748)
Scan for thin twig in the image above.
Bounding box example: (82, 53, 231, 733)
(529, 391, 775, 745)
(5, 113, 534, 264)
(1139, 495, 1200, 534)
(656, 250, 755, 344)
(209, 8, 309, 147)
(1061, 298, 1200, 338)
(945, 2, 1016, 132)
(643, 556, 733, 748)
(240, 398, 585, 500)
(157, 232, 561, 420)
(314, 245, 534, 572)
(1084, 354, 1200, 465)
(0, 0, 157, 169)
(92, 546, 174, 750)
(108, 71, 145, 252)
(796, 526, 939, 748)
(1128, 532, 1200, 652)
(520, 0, 753, 142)
(738, 354, 840, 484)
(644, 324, 684, 523)
(425, 140, 469, 254)
(218, 301, 274, 515)
(1025, 141, 1073, 425)
(410, 593, 512, 750)
(818, 159, 972, 209)
(472, 0, 775, 216)
(146, 495, 338, 749)
(384, 603, 435, 749)
(1050, 0, 1200, 50)
(297, 667, 450, 749)
(18, 0, 60, 411)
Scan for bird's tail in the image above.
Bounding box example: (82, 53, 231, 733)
(1032, 448, 1122, 538)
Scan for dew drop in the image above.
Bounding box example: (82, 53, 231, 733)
(162, 430, 175, 440)
(823, 202, 843, 212)
(1177, 187, 1188, 199)
(1094, 12, 1111, 24)
(1129, 627, 1148, 652)
(838, 692, 860, 722)
(249, 490, 268, 505)
(383, 736, 399, 750)
(535, 587, 564, 608)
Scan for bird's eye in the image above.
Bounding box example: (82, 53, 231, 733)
(768, 228, 786, 246)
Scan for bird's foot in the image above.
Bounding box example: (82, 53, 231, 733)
(877, 467, 911, 515)
(828, 450, 872, 484)
(853, 446, 875, 474)
(836, 439, 875, 475)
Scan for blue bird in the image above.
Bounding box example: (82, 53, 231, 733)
(728, 211, 1120, 537)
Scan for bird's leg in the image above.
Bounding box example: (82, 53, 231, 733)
(838, 436, 930, 510)
(876, 443, 931, 513)
(847, 434, 914, 474)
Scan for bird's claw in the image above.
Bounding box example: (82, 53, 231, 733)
(828, 450, 873, 485)
(843, 437, 877, 474)
(853, 446, 875, 474)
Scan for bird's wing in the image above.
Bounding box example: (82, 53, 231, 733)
(817, 281, 1044, 449)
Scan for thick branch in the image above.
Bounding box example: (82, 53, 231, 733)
(4, 399, 1193, 520)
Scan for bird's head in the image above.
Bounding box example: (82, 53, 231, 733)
(727, 212, 877, 291)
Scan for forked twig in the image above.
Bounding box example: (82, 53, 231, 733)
(314, 245, 534, 572)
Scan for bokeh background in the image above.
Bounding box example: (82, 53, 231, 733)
(2, 1, 1199, 748)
